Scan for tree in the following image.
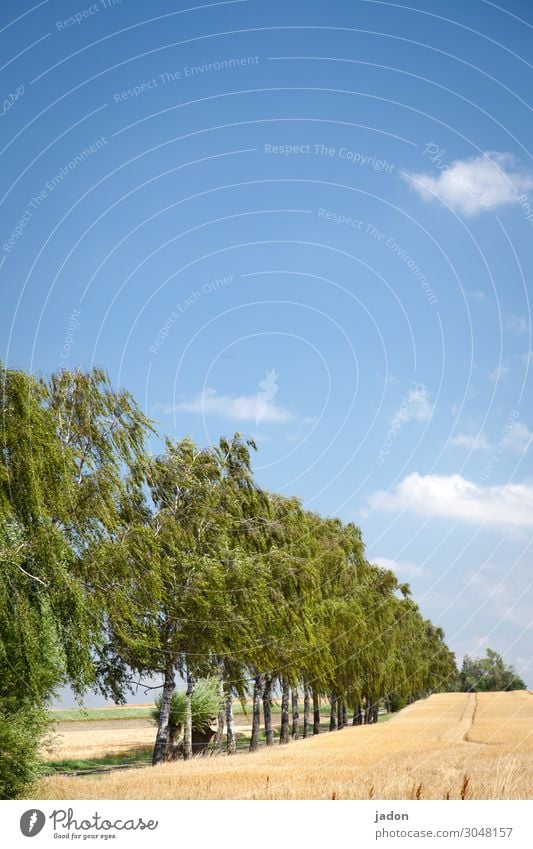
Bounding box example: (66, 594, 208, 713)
(95, 434, 265, 764)
(460, 649, 526, 692)
(0, 365, 151, 797)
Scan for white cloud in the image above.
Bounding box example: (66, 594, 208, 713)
(404, 151, 533, 216)
(521, 351, 533, 366)
(462, 289, 486, 302)
(505, 316, 529, 335)
(489, 365, 509, 383)
(450, 432, 491, 450)
(390, 385, 433, 426)
(502, 421, 533, 454)
(449, 422, 531, 454)
(373, 556, 429, 579)
(369, 472, 533, 530)
(167, 388, 294, 424)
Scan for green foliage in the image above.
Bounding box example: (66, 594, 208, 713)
(459, 649, 526, 692)
(1, 363, 461, 782)
(0, 700, 49, 799)
(389, 693, 407, 712)
(151, 677, 223, 735)
(0, 364, 153, 797)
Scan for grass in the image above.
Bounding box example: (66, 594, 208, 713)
(44, 748, 153, 775)
(36, 691, 533, 800)
(49, 706, 155, 722)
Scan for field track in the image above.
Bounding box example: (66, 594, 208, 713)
(37, 691, 533, 800)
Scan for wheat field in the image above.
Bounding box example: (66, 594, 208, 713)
(36, 691, 533, 800)
(43, 718, 156, 762)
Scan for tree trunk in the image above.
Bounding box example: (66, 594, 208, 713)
(291, 689, 300, 739)
(341, 702, 348, 729)
(213, 661, 225, 749)
(312, 688, 321, 735)
(337, 697, 342, 729)
(329, 692, 338, 731)
(250, 673, 263, 752)
(303, 686, 311, 738)
(364, 699, 371, 724)
(214, 707, 225, 748)
(152, 665, 175, 765)
(183, 669, 195, 760)
(352, 700, 363, 725)
(225, 688, 236, 754)
(279, 676, 290, 744)
(373, 705, 379, 724)
(262, 674, 274, 746)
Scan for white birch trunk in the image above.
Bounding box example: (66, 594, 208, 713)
(183, 669, 195, 760)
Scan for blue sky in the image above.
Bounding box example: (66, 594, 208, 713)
(1, 0, 532, 694)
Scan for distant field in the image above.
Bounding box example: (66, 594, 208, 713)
(38, 691, 533, 800)
(49, 705, 155, 722)
(48, 699, 278, 723)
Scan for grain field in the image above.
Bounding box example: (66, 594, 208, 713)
(36, 691, 533, 800)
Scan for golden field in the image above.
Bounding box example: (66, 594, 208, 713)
(36, 691, 533, 800)
(44, 718, 156, 762)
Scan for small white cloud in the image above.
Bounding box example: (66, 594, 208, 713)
(390, 384, 433, 426)
(373, 556, 428, 579)
(462, 289, 486, 302)
(403, 151, 533, 216)
(489, 366, 509, 383)
(167, 388, 294, 424)
(502, 421, 533, 455)
(369, 472, 533, 530)
(505, 316, 529, 335)
(256, 369, 279, 425)
(450, 432, 491, 450)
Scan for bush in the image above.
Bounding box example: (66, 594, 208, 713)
(0, 699, 49, 799)
(151, 677, 222, 740)
(389, 693, 407, 712)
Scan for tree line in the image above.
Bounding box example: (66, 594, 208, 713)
(459, 649, 526, 693)
(1, 365, 458, 798)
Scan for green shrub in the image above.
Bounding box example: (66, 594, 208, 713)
(151, 677, 222, 738)
(0, 699, 49, 799)
(389, 693, 407, 712)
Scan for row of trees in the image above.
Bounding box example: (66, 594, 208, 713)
(1, 365, 457, 798)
